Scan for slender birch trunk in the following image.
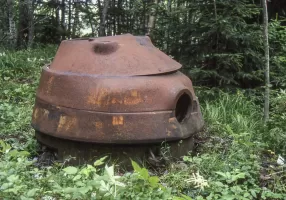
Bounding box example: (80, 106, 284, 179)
(147, 0, 158, 35)
(7, 0, 16, 47)
(262, 0, 270, 123)
(98, 0, 110, 36)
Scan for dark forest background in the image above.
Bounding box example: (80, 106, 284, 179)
(1, 0, 286, 88)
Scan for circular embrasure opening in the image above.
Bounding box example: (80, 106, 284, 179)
(175, 93, 192, 123)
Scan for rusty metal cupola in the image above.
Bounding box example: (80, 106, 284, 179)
(31, 34, 204, 164)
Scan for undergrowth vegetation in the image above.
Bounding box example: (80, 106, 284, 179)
(0, 47, 286, 199)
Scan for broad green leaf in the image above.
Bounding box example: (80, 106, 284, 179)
(63, 187, 77, 193)
(27, 188, 39, 197)
(0, 183, 12, 190)
(75, 181, 85, 187)
(215, 171, 227, 178)
(105, 165, 114, 178)
(73, 174, 82, 181)
(7, 175, 18, 182)
(8, 150, 30, 158)
(139, 168, 149, 180)
(233, 173, 246, 180)
(250, 189, 257, 198)
(94, 156, 107, 166)
(148, 176, 159, 187)
(131, 160, 142, 172)
(63, 166, 78, 175)
(20, 196, 34, 200)
(78, 186, 92, 195)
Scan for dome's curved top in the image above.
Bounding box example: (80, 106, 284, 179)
(49, 34, 181, 76)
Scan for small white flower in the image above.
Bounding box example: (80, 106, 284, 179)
(41, 196, 56, 200)
(185, 171, 209, 191)
(34, 173, 43, 179)
(277, 155, 285, 165)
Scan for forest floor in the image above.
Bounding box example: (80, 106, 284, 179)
(0, 46, 285, 199)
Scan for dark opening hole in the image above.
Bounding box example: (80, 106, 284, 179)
(175, 93, 191, 123)
(92, 41, 119, 55)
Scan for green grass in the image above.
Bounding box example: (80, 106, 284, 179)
(0, 46, 285, 199)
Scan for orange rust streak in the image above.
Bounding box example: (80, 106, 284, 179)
(88, 89, 142, 106)
(46, 76, 55, 94)
(87, 88, 109, 106)
(95, 121, 103, 129)
(32, 108, 39, 120)
(123, 90, 143, 105)
(33, 107, 49, 121)
(112, 116, 124, 125)
(57, 115, 78, 132)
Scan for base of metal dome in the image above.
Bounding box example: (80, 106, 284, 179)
(35, 131, 195, 167)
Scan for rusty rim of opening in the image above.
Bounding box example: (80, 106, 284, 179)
(174, 89, 193, 123)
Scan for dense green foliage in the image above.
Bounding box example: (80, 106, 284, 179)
(1, 0, 286, 88)
(0, 47, 286, 199)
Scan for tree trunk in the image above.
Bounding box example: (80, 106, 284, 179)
(164, 0, 171, 52)
(262, 0, 270, 123)
(112, 0, 116, 35)
(213, 0, 218, 52)
(68, 0, 72, 39)
(61, 0, 66, 40)
(17, 0, 29, 49)
(147, 0, 158, 35)
(7, 0, 16, 47)
(98, 0, 110, 36)
(117, 0, 122, 35)
(85, 0, 95, 36)
(72, 0, 79, 38)
(142, 0, 146, 34)
(27, 0, 35, 48)
(55, 0, 60, 25)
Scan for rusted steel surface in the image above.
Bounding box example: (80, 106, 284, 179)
(36, 70, 196, 112)
(32, 98, 203, 143)
(35, 131, 195, 166)
(32, 34, 204, 145)
(49, 34, 181, 76)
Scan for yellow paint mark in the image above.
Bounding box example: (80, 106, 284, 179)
(88, 89, 142, 106)
(168, 117, 176, 123)
(33, 107, 49, 120)
(95, 121, 103, 129)
(42, 109, 49, 118)
(112, 116, 124, 125)
(131, 90, 138, 97)
(111, 98, 123, 104)
(171, 124, 177, 130)
(57, 116, 67, 131)
(32, 108, 39, 120)
(87, 88, 109, 106)
(111, 98, 117, 104)
(166, 129, 171, 136)
(123, 91, 142, 105)
(46, 76, 54, 94)
(57, 115, 77, 132)
(116, 131, 123, 136)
